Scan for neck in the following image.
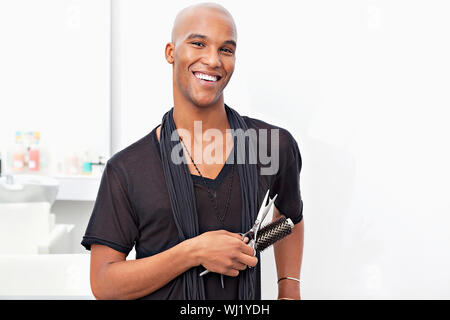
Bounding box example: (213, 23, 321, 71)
(172, 97, 230, 143)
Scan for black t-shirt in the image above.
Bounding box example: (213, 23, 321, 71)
(81, 115, 303, 300)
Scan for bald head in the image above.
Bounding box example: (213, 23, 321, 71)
(165, 3, 238, 108)
(171, 3, 237, 44)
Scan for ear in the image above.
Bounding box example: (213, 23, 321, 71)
(165, 42, 175, 64)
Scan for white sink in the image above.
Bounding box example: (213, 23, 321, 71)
(0, 174, 59, 205)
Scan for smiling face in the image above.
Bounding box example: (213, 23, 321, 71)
(166, 6, 237, 108)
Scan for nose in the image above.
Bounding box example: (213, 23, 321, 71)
(202, 47, 222, 69)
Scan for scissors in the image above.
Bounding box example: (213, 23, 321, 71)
(199, 189, 278, 288)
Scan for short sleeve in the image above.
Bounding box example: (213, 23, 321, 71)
(81, 161, 139, 255)
(270, 134, 303, 224)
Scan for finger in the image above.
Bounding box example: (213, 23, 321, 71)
(237, 253, 258, 268)
(231, 233, 245, 240)
(223, 231, 244, 240)
(239, 242, 256, 256)
(224, 269, 239, 277)
(232, 262, 247, 271)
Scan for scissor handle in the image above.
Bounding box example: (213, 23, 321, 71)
(240, 231, 253, 241)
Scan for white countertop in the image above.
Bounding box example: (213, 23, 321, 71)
(0, 253, 94, 299)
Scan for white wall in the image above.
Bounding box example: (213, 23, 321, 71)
(0, 0, 111, 176)
(112, 0, 450, 299)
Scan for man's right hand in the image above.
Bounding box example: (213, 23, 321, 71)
(191, 230, 258, 277)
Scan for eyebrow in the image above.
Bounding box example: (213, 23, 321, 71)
(186, 33, 236, 47)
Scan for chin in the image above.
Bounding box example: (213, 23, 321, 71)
(191, 95, 220, 108)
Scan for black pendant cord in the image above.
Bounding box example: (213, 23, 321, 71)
(179, 136, 235, 229)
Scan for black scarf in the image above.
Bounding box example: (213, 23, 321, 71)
(159, 104, 259, 300)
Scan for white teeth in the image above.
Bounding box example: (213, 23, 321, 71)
(194, 72, 218, 82)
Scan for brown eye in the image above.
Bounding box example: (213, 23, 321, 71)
(191, 42, 205, 47)
(221, 48, 234, 54)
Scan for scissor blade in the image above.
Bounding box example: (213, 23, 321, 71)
(259, 193, 278, 225)
(254, 194, 278, 240)
(256, 190, 270, 221)
(258, 190, 270, 215)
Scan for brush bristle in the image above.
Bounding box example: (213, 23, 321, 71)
(255, 217, 293, 252)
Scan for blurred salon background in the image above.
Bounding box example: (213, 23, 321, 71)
(0, 0, 449, 299)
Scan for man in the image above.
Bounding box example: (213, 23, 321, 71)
(81, 2, 304, 300)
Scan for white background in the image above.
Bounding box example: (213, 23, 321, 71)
(1, 0, 449, 299)
(112, 0, 450, 299)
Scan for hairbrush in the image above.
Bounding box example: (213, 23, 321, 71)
(198, 190, 291, 290)
(254, 216, 294, 251)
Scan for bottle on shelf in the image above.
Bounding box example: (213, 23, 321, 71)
(64, 151, 81, 175)
(81, 150, 92, 176)
(24, 131, 33, 167)
(12, 131, 26, 173)
(28, 131, 41, 172)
